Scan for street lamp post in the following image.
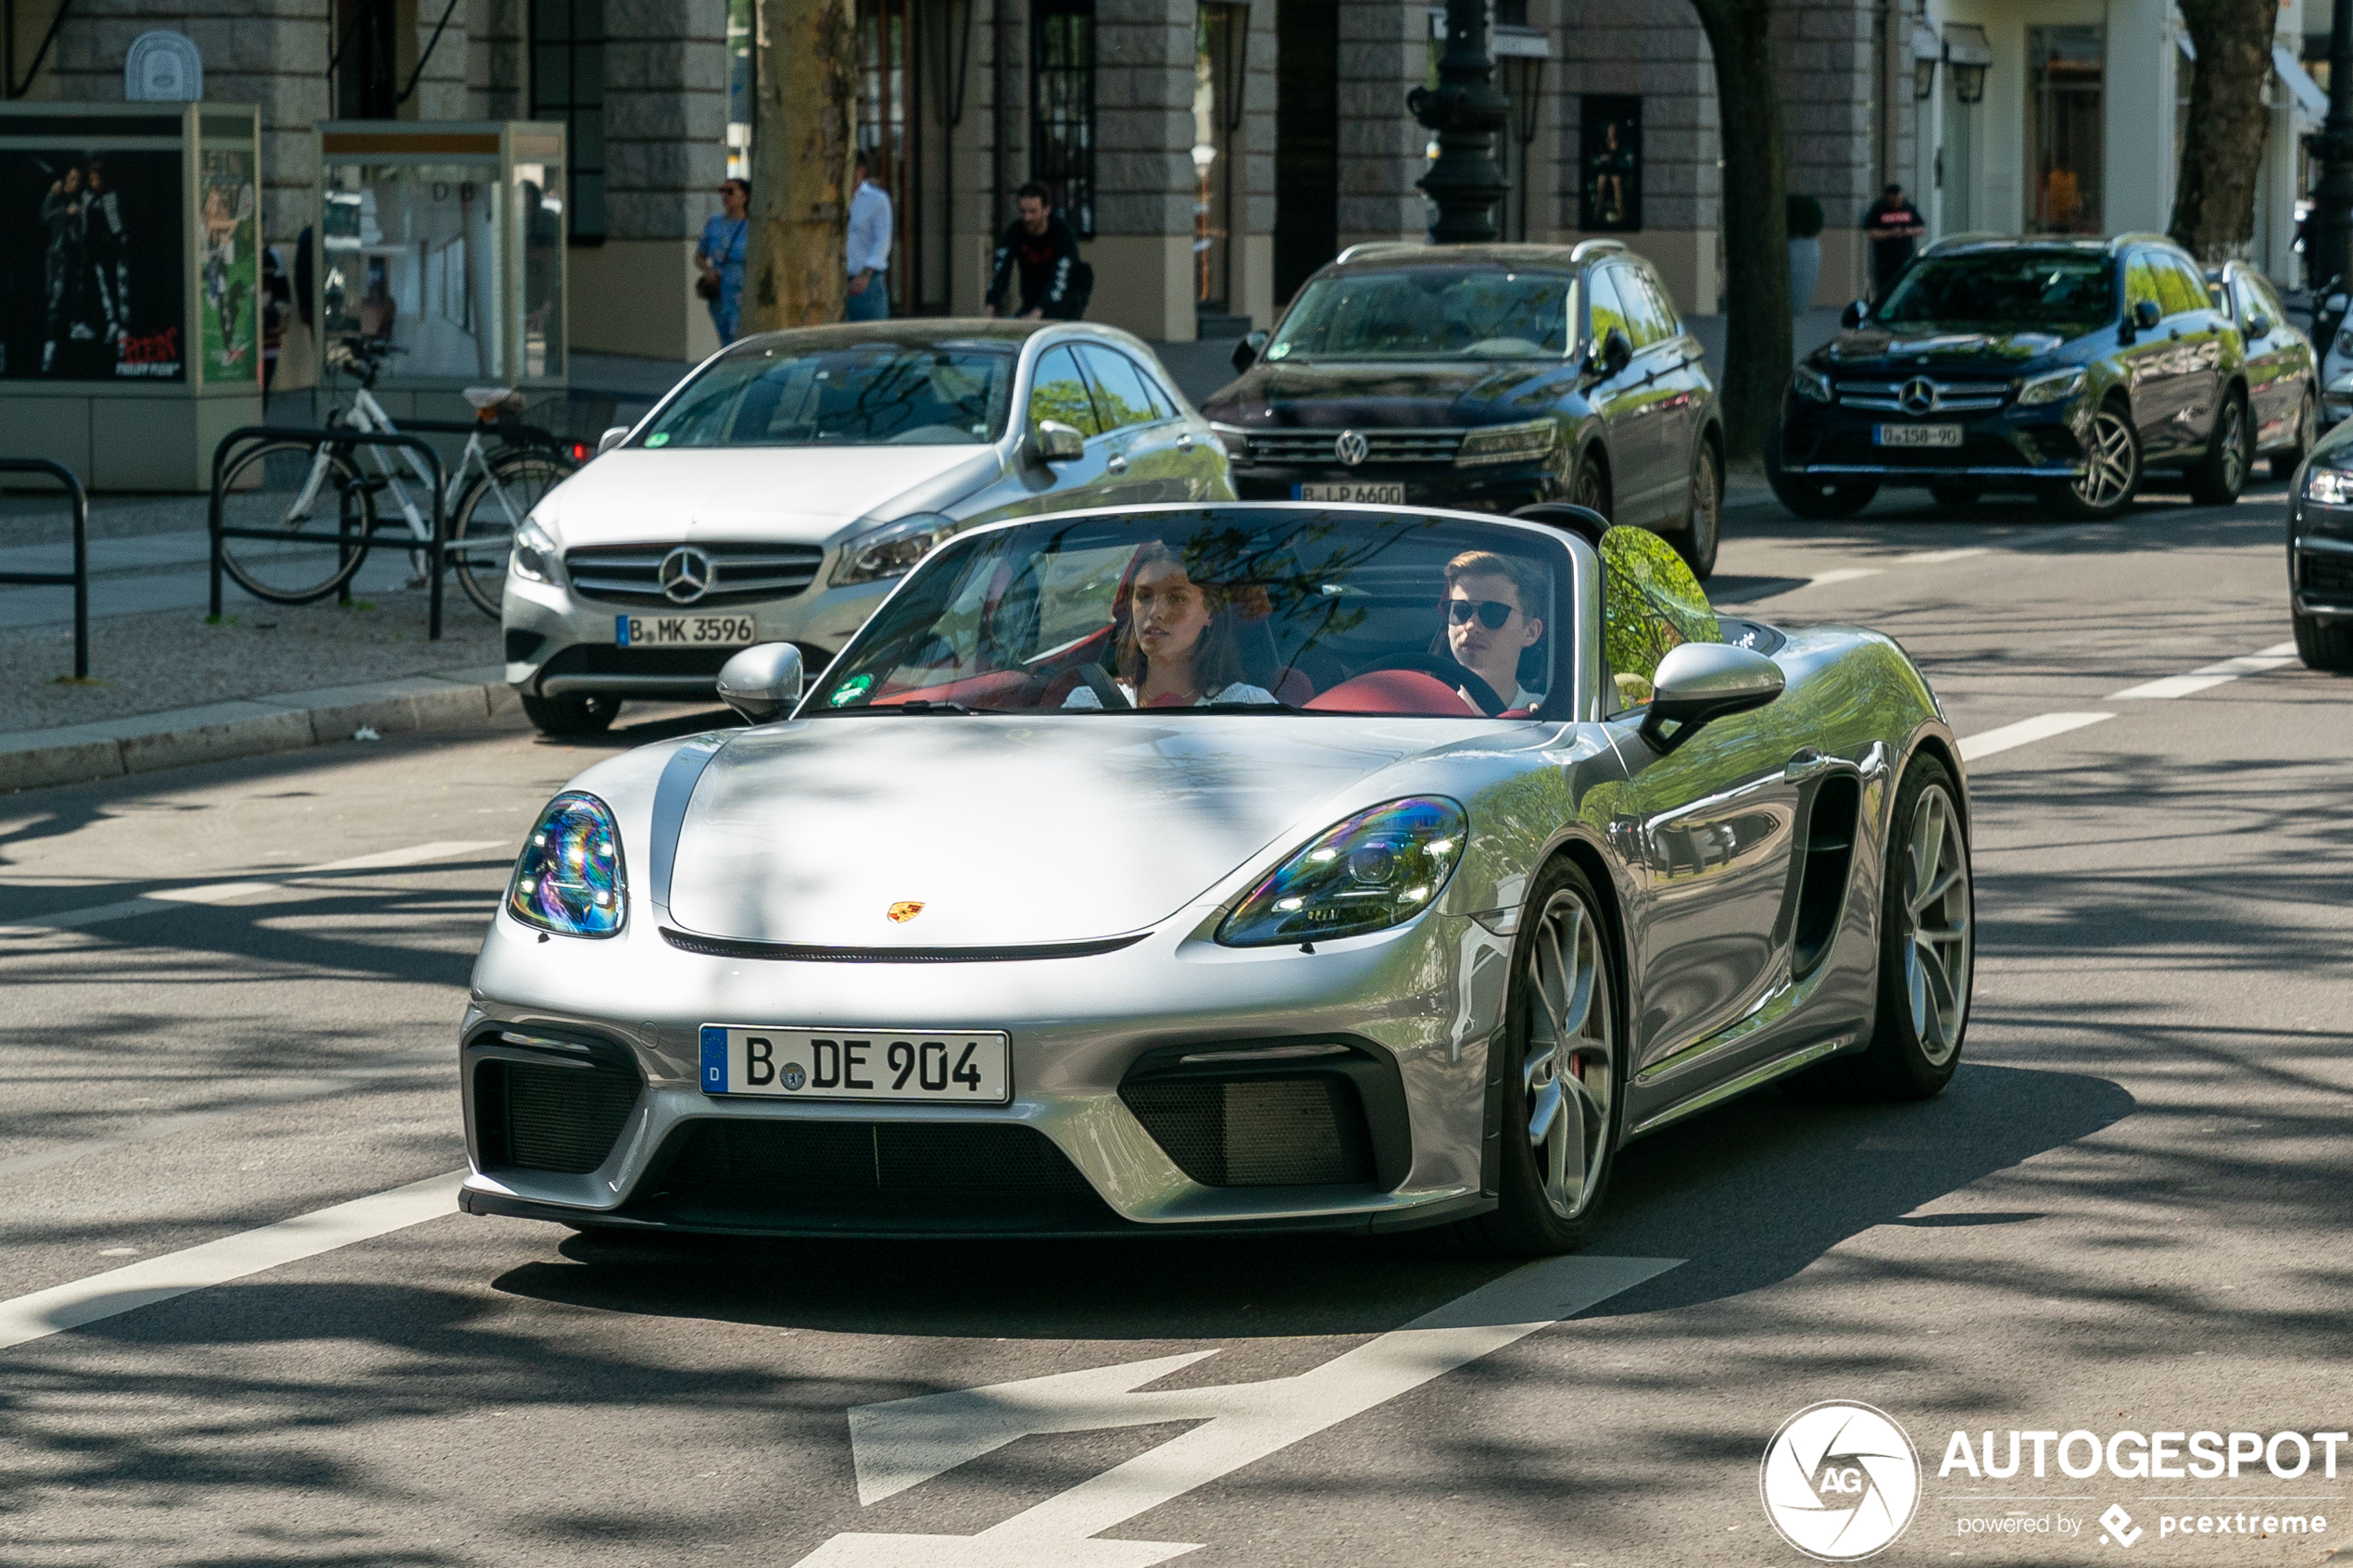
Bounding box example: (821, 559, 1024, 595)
(2310, 0, 2353, 295)
(1408, 0, 1508, 245)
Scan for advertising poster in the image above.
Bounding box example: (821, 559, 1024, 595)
(0, 145, 185, 381)
(198, 145, 258, 383)
(1579, 94, 1643, 233)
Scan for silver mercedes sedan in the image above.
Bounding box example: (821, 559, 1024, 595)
(502, 320, 1230, 737)
(459, 503, 1973, 1253)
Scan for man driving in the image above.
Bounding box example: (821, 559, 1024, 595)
(1442, 550, 1546, 713)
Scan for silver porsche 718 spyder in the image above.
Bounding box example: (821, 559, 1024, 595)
(458, 502, 1974, 1254)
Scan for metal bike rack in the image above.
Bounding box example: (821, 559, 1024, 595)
(208, 425, 451, 641)
(0, 458, 91, 680)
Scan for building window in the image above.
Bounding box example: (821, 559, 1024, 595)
(1032, 0, 1095, 238)
(532, 0, 606, 243)
(2027, 25, 2103, 236)
(727, 0, 753, 180)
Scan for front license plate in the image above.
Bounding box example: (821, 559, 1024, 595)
(698, 1025, 1012, 1103)
(615, 613, 756, 646)
(1293, 482, 1407, 503)
(1873, 423, 1963, 448)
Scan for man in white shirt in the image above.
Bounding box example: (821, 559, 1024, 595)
(1441, 549, 1548, 714)
(845, 151, 892, 321)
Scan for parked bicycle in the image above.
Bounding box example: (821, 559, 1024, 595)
(214, 336, 578, 616)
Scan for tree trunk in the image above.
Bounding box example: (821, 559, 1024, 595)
(1690, 0, 1791, 464)
(2170, 0, 2275, 264)
(746, 0, 855, 332)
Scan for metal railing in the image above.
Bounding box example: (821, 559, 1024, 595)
(208, 425, 451, 640)
(0, 458, 90, 679)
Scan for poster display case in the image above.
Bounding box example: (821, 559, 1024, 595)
(313, 120, 567, 419)
(0, 102, 261, 489)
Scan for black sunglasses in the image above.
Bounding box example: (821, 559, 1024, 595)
(1446, 598, 1517, 629)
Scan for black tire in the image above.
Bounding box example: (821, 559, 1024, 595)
(1453, 857, 1626, 1256)
(2037, 400, 2140, 521)
(1568, 450, 1612, 521)
(1810, 755, 1972, 1101)
(1928, 484, 1982, 508)
(2294, 609, 2353, 671)
(522, 693, 622, 736)
(452, 447, 575, 619)
(2185, 388, 2251, 506)
(2272, 390, 2317, 482)
(1764, 422, 1877, 519)
(217, 440, 375, 605)
(1662, 437, 1722, 579)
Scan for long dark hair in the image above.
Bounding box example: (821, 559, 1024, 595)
(1116, 543, 1247, 696)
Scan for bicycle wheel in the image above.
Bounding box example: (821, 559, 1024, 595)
(217, 441, 375, 605)
(451, 446, 575, 618)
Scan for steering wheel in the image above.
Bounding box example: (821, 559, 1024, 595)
(1075, 664, 1133, 710)
(1365, 653, 1505, 716)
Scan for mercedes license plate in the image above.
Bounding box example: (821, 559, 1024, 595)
(1874, 423, 1963, 448)
(1294, 482, 1406, 503)
(614, 613, 755, 646)
(698, 1025, 1011, 1103)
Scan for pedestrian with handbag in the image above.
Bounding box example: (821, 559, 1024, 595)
(697, 178, 750, 345)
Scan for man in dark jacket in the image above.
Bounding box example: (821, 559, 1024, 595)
(986, 182, 1084, 320)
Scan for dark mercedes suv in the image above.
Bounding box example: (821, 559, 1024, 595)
(1202, 242, 1727, 575)
(1768, 233, 2252, 521)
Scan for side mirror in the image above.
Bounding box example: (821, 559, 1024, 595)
(1232, 329, 1269, 373)
(596, 425, 631, 455)
(2133, 298, 2162, 331)
(1840, 298, 1868, 329)
(716, 643, 806, 724)
(1031, 420, 1086, 463)
(1638, 642, 1784, 753)
(1602, 326, 1632, 375)
(2246, 312, 2272, 338)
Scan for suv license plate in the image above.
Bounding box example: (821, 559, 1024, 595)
(1874, 423, 1962, 448)
(1294, 483, 1406, 503)
(615, 613, 755, 646)
(698, 1025, 1012, 1103)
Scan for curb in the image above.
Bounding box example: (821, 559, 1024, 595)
(0, 666, 519, 794)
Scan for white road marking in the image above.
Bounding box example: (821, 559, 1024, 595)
(1899, 546, 1990, 565)
(2110, 641, 2299, 699)
(1959, 712, 2115, 761)
(0, 1170, 463, 1352)
(799, 1254, 1682, 1568)
(1806, 568, 1884, 588)
(0, 839, 503, 935)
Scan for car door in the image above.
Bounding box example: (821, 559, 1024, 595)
(1132, 353, 1233, 499)
(1006, 343, 1116, 516)
(1076, 343, 1190, 503)
(2234, 271, 2296, 451)
(2119, 251, 2190, 458)
(1626, 265, 1704, 512)
(2154, 252, 2225, 451)
(1583, 265, 1664, 523)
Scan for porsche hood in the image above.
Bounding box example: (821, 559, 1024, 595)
(661, 715, 1501, 947)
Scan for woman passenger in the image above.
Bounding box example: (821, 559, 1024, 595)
(1066, 543, 1277, 708)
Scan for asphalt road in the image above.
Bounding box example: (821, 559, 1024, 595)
(3, 478, 2348, 1567)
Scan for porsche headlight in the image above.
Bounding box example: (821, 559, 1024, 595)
(1217, 797, 1466, 947)
(833, 512, 955, 586)
(1792, 366, 1833, 404)
(1454, 418, 1556, 468)
(510, 519, 560, 583)
(508, 793, 626, 936)
(2306, 466, 2353, 505)
(2016, 367, 2085, 407)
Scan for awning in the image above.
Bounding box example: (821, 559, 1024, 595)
(1942, 23, 1992, 67)
(2275, 41, 2330, 124)
(1910, 22, 1942, 62)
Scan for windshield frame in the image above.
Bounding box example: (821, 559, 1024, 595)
(787, 502, 1599, 723)
(630, 337, 1024, 450)
(1264, 266, 1581, 364)
(1870, 248, 2120, 335)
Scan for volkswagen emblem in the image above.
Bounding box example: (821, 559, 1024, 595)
(1333, 429, 1371, 467)
(1898, 378, 1937, 417)
(659, 546, 714, 603)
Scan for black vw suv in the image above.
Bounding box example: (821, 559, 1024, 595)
(1768, 233, 2252, 521)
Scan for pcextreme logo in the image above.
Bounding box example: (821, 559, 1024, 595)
(1761, 1401, 1924, 1561)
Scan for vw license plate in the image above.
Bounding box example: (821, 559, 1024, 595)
(1874, 423, 1963, 448)
(1294, 483, 1406, 503)
(614, 613, 755, 646)
(698, 1025, 1012, 1103)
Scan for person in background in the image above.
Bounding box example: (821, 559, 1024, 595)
(846, 150, 892, 322)
(1862, 182, 1926, 301)
(986, 182, 1082, 320)
(697, 178, 750, 345)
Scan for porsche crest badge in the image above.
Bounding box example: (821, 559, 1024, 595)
(887, 901, 925, 923)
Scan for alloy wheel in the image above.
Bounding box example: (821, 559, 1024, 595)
(2072, 408, 2137, 509)
(1900, 784, 1972, 1065)
(1523, 888, 1615, 1219)
(1690, 446, 1721, 557)
(2219, 401, 2247, 492)
(1571, 461, 1608, 519)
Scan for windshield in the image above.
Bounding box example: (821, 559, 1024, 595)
(1873, 252, 2116, 333)
(1265, 269, 1573, 361)
(637, 342, 1017, 447)
(806, 508, 1571, 720)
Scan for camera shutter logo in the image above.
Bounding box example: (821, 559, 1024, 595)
(659, 546, 714, 604)
(1759, 1400, 1921, 1561)
(1334, 429, 1371, 467)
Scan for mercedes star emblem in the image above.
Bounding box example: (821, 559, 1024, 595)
(1899, 377, 1937, 417)
(659, 545, 714, 604)
(1334, 429, 1371, 467)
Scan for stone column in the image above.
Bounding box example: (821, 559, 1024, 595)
(1335, 0, 1428, 251)
(1091, 0, 1196, 341)
(467, 0, 526, 121)
(1233, 0, 1277, 330)
(1777, 0, 1877, 308)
